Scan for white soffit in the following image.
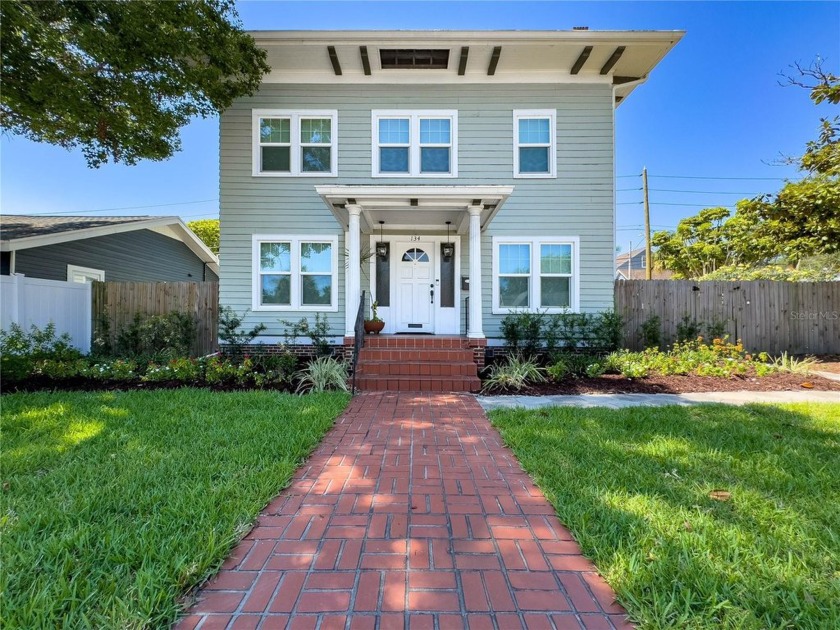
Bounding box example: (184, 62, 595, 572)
(250, 30, 684, 102)
(315, 185, 515, 234)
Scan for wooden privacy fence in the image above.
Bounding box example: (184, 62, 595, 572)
(616, 280, 840, 355)
(92, 281, 219, 356)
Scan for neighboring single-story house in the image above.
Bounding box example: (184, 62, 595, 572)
(0, 215, 219, 282)
(615, 247, 672, 280)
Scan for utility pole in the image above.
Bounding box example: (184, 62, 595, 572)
(642, 167, 652, 280)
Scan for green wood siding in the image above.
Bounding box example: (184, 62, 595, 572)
(220, 83, 614, 339)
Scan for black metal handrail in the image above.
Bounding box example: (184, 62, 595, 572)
(351, 290, 366, 395)
(464, 296, 469, 335)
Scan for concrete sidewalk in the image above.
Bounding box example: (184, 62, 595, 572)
(478, 390, 839, 411)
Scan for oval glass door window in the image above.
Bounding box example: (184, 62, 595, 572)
(402, 248, 429, 262)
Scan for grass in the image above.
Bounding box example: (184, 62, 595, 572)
(0, 388, 349, 629)
(489, 403, 840, 629)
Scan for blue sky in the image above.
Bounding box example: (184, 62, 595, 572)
(1, 1, 838, 253)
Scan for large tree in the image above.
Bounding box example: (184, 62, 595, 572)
(654, 60, 839, 278)
(1, 0, 269, 167)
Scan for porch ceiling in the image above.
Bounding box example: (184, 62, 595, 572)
(314, 185, 514, 234)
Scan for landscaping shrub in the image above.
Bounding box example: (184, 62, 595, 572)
(31, 358, 89, 380)
(603, 337, 775, 379)
(142, 357, 203, 383)
(500, 311, 544, 356)
(0, 323, 82, 382)
(114, 312, 197, 358)
(771, 351, 818, 375)
(295, 356, 349, 393)
(501, 310, 624, 355)
(218, 306, 266, 360)
(281, 313, 333, 357)
(591, 310, 624, 351)
(640, 315, 662, 349)
(675, 315, 702, 343)
(546, 352, 603, 380)
(252, 352, 298, 382)
(551, 312, 592, 351)
(84, 359, 140, 381)
(482, 355, 545, 392)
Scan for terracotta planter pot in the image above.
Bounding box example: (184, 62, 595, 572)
(364, 320, 385, 334)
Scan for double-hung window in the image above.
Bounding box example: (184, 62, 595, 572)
(253, 235, 338, 311)
(513, 110, 556, 178)
(372, 110, 457, 177)
(492, 236, 579, 313)
(252, 110, 338, 176)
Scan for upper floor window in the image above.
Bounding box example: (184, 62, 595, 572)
(252, 110, 338, 177)
(372, 110, 458, 177)
(513, 110, 556, 178)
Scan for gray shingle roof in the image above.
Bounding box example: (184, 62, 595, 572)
(0, 215, 164, 241)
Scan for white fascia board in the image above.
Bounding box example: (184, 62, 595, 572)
(315, 185, 514, 199)
(249, 30, 685, 44)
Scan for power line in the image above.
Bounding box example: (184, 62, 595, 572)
(650, 188, 763, 195)
(650, 174, 787, 181)
(649, 202, 740, 208)
(22, 199, 219, 217)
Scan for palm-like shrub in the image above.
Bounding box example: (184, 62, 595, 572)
(482, 355, 545, 393)
(295, 357, 349, 393)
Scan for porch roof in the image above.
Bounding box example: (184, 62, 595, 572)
(314, 185, 514, 234)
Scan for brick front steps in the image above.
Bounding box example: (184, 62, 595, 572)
(354, 335, 482, 393)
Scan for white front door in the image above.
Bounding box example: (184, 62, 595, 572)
(395, 242, 435, 333)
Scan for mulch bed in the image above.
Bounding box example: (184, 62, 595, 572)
(485, 373, 840, 396)
(814, 356, 840, 374)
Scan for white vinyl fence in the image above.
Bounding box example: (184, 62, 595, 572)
(1, 274, 92, 353)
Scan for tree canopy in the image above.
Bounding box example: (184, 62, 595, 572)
(187, 219, 220, 255)
(1, 0, 269, 167)
(653, 60, 839, 280)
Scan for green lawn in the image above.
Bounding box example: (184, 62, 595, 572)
(1, 389, 349, 629)
(489, 403, 840, 629)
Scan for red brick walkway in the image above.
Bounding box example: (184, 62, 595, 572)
(176, 393, 631, 630)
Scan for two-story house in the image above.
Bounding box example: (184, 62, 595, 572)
(219, 29, 682, 390)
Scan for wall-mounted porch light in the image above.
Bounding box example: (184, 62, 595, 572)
(376, 221, 389, 260)
(442, 221, 455, 260)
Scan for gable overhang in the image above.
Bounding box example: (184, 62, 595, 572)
(315, 185, 514, 234)
(249, 29, 684, 105)
(0, 216, 220, 274)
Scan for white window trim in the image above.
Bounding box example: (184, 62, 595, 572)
(252, 234, 339, 312)
(371, 110, 458, 178)
(67, 264, 104, 283)
(252, 109, 338, 177)
(492, 236, 580, 314)
(513, 109, 557, 179)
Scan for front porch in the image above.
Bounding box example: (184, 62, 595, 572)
(315, 185, 514, 340)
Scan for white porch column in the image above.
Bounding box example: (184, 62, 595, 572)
(467, 205, 485, 339)
(345, 205, 362, 336)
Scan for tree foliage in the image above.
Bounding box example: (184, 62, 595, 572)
(187, 219, 220, 255)
(0, 0, 269, 167)
(654, 60, 839, 279)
